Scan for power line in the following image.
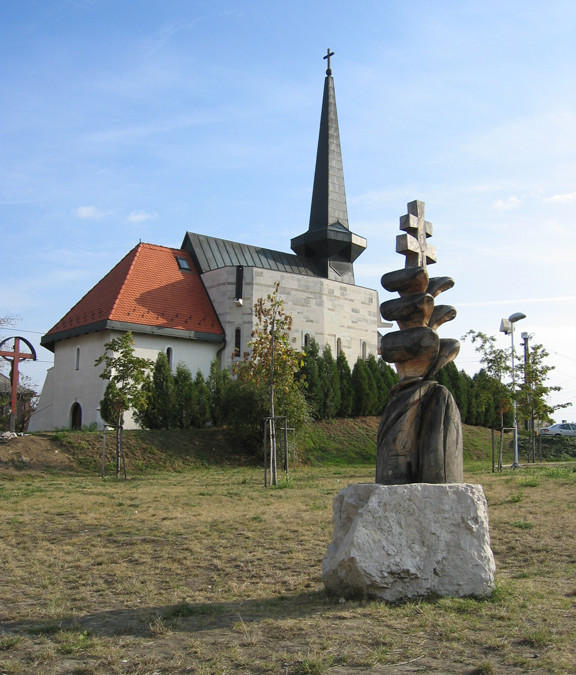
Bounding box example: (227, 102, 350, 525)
(0, 327, 45, 335)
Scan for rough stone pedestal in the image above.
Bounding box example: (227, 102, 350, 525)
(322, 483, 495, 602)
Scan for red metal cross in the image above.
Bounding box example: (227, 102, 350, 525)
(0, 336, 37, 432)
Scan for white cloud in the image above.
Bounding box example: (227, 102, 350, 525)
(73, 205, 111, 219)
(128, 210, 158, 223)
(494, 196, 521, 210)
(543, 192, 576, 204)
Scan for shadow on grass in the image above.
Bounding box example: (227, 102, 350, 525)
(1, 588, 502, 641)
(2, 590, 344, 638)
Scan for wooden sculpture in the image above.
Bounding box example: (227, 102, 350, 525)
(376, 201, 463, 484)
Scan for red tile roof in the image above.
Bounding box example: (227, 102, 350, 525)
(45, 243, 224, 339)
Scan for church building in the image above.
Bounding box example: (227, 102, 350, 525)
(30, 55, 381, 431)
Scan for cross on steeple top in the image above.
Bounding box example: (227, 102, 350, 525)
(324, 48, 335, 75)
(396, 200, 437, 268)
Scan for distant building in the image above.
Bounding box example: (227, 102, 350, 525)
(30, 59, 381, 431)
(0, 373, 35, 432)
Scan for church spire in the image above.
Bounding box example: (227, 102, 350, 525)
(291, 49, 366, 284)
(308, 48, 349, 232)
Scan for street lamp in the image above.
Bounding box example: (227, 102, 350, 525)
(500, 312, 526, 468)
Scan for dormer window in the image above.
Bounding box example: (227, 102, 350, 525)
(176, 256, 191, 271)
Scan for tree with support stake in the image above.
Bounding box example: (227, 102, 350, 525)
(463, 328, 568, 468)
(94, 332, 153, 478)
(0, 336, 37, 433)
(269, 304, 278, 485)
(263, 415, 295, 487)
(234, 282, 305, 486)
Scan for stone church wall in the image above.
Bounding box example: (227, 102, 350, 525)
(201, 266, 380, 369)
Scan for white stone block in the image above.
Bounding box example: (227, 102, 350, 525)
(322, 483, 495, 602)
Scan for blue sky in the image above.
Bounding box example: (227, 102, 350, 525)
(1, 0, 575, 419)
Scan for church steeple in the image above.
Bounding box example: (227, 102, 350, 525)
(308, 48, 349, 233)
(291, 49, 366, 284)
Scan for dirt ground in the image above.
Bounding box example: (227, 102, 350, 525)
(0, 434, 79, 474)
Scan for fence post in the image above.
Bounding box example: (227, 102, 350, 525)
(491, 428, 495, 473)
(283, 419, 289, 479)
(263, 419, 268, 487)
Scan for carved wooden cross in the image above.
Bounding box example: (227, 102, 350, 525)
(396, 200, 437, 268)
(0, 336, 36, 433)
(324, 48, 335, 74)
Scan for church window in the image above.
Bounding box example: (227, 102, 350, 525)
(176, 256, 191, 271)
(75, 347, 80, 371)
(336, 338, 342, 356)
(234, 328, 241, 357)
(235, 265, 244, 302)
(304, 333, 311, 349)
(361, 341, 367, 359)
(166, 347, 173, 370)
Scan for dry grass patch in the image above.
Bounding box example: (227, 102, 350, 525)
(0, 463, 574, 673)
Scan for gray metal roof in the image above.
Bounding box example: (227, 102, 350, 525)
(181, 232, 320, 277)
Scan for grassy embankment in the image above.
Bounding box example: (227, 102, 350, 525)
(15, 418, 505, 475)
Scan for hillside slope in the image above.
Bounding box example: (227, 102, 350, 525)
(1, 419, 496, 475)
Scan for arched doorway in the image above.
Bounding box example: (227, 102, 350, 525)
(70, 402, 82, 430)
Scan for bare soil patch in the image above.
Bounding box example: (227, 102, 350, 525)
(0, 434, 79, 474)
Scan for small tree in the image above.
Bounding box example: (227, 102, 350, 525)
(336, 350, 353, 417)
(517, 341, 569, 459)
(222, 379, 269, 448)
(173, 363, 197, 429)
(298, 337, 324, 419)
(351, 358, 377, 416)
(137, 351, 176, 429)
(207, 357, 231, 426)
(94, 332, 153, 478)
(462, 330, 513, 430)
(462, 331, 509, 380)
(366, 353, 390, 415)
(436, 361, 472, 423)
(517, 341, 567, 426)
(235, 282, 304, 403)
(467, 369, 511, 429)
(320, 344, 341, 419)
(234, 282, 305, 483)
(463, 329, 567, 430)
(193, 370, 212, 428)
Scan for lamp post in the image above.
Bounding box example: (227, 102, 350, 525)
(499, 312, 526, 468)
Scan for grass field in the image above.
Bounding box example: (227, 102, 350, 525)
(0, 454, 575, 673)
